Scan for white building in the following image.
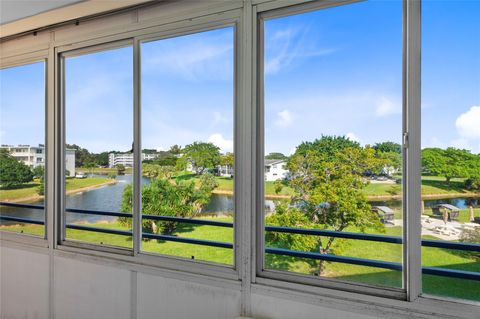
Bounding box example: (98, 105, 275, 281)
(1, 144, 45, 168)
(108, 152, 158, 168)
(264, 159, 289, 181)
(1, 144, 75, 177)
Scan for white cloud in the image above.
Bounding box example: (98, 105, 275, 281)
(375, 96, 401, 117)
(346, 132, 361, 143)
(456, 106, 480, 139)
(275, 110, 293, 127)
(289, 147, 297, 156)
(143, 32, 233, 81)
(208, 133, 233, 153)
(265, 27, 336, 74)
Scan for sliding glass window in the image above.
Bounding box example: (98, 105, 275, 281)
(62, 45, 134, 249)
(0, 61, 46, 237)
(140, 27, 235, 264)
(421, 0, 480, 301)
(261, 1, 404, 291)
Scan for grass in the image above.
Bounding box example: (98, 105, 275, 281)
(174, 174, 478, 199)
(364, 176, 478, 198)
(0, 177, 114, 202)
(423, 207, 480, 223)
(2, 218, 479, 301)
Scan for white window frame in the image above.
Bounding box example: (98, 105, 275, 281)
(54, 10, 244, 281)
(0, 52, 49, 248)
(0, 0, 478, 317)
(254, 0, 421, 303)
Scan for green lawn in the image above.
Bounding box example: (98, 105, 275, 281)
(0, 177, 115, 202)
(2, 218, 478, 301)
(174, 174, 478, 199)
(364, 176, 478, 198)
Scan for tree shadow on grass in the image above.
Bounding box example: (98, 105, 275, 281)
(421, 179, 466, 193)
(0, 182, 40, 190)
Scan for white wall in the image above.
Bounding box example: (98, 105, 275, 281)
(0, 245, 389, 319)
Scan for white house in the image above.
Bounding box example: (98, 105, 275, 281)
(264, 159, 289, 181)
(1, 144, 75, 176)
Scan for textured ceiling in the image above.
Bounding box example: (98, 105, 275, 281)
(0, 0, 84, 25)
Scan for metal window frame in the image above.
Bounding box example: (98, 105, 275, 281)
(1, 0, 479, 315)
(0, 52, 49, 248)
(54, 12, 243, 281)
(254, 0, 414, 301)
(132, 17, 241, 273)
(56, 39, 135, 257)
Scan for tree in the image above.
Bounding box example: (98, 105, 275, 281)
(221, 152, 234, 167)
(265, 152, 287, 160)
(32, 166, 45, 180)
(421, 148, 476, 183)
(84, 162, 96, 175)
(169, 144, 182, 155)
(66, 144, 94, 167)
(120, 173, 218, 235)
(181, 142, 221, 175)
(375, 151, 402, 175)
(155, 153, 178, 167)
(266, 136, 384, 274)
(93, 152, 110, 167)
(116, 164, 126, 175)
(0, 152, 34, 188)
(373, 141, 401, 154)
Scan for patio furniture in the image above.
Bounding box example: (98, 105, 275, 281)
(431, 204, 460, 221)
(372, 206, 395, 224)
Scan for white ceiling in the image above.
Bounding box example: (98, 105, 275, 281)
(0, 0, 84, 25)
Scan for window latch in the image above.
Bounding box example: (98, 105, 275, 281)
(403, 132, 409, 149)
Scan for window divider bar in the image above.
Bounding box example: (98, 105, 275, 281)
(58, 52, 67, 245)
(404, 0, 422, 302)
(133, 38, 141, 256)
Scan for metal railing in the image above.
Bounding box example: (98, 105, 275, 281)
(1, 201, 479, 281)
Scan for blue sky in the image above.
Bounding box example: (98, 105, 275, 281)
(1, 0, 479, 154)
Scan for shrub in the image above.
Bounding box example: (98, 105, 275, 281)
(464, 177, 480, 192)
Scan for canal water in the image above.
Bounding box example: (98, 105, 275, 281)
(1, 174, 478, 224)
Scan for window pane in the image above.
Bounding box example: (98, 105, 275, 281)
(263, 1, 403, 289)
(421, 0, 480, 301)
(64, 46, 133, 249)
(140, 27, 235, 264)
(0, 62, 46, 237)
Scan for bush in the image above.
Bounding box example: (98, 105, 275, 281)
(37, 183, 45, 196)
(464, 177, 480, 191)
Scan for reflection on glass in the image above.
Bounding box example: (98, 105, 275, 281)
(263, 1, 403, 288)
(0, 62, 46, 237)
(139, 27, 235, 264)
(64, 46, 133, 248)
(421, 0, 480, 301)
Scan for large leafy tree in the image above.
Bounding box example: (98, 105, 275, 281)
(0, 151, 34, 188)
(373, 141, 401, 154)
(120, 173, 217, 235)
(181, 142, 221, 175)
(421, 147, 478, 183)
(265, 152, 288, 160)
(266, 136, 384, 274)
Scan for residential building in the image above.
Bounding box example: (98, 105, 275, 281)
(264, 159, 288, 181)
(108, 152, 159, 168)
(1, 144, 75, 176)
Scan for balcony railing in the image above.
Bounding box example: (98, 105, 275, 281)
(1, 201, 479, 281)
